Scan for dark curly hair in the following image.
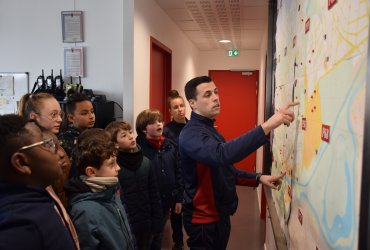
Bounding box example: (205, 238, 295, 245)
(0, 114, 33, 174)
(74, 128, 117, 175)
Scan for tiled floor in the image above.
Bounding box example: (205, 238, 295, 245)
(161, 186, 265, 250)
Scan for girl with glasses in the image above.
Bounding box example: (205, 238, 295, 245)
(18, 92, 71, 207)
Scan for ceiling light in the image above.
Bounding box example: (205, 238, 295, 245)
(219, 39, 231, 43)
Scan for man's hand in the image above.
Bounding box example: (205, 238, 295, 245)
(261, 102, 299, 134)
(259, 172, 286, 190)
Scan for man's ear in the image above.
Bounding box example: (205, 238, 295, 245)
(67, 113, 74, 123)
(10, 152, 32, 175)
(85, 166, 97, 177)
(188, 99, 196, 109)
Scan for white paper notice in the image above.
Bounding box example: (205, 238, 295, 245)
(0, 76, 14, 96)
(62, 11, 83, 42)
(64, 47, 84, 77)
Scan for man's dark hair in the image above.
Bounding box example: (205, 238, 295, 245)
(74, 128, 116, 175)
(184, 76, 212, 101)
(0, 114, 33, 174)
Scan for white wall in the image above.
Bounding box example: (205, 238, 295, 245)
(134, 0, 200, 121)
(199, 50, 260, 75)
(0, 0, 126, 120)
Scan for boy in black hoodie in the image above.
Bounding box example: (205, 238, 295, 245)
(106, 121, 162, 250)
(0, 114, 79, 250)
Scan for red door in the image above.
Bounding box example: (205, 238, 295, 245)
(150, 37, 172, 122)
(209, 70, 258, 172)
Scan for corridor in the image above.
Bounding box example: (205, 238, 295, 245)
(162, 186, 265, 250)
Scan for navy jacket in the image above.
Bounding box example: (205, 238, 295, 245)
(136, 135, 183, 212)
(179, 112, 268, 223)
(0, 183, 77, 250)
(163, 119, 188, 146)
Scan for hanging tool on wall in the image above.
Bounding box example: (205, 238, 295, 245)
(45, 69, 56, 93)
(54, 69, 66, 101)
(31, 69, 46, 93)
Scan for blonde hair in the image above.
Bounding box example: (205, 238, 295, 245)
(17, 92, 55, 119)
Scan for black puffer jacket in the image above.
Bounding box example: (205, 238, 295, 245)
(116, 146, 163, 234)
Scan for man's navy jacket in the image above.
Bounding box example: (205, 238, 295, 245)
(179, 112, 268, 224)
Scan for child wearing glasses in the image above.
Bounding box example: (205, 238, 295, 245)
(0, 114, 79, 250)
(64, 128, 136, 250)
(18, 92, 71, 206)
(106, 121, 162, 250)
(18, 92, 64, 134)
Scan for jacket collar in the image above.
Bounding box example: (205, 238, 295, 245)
(190, 111, 215, 127)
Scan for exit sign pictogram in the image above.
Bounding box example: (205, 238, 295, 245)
(228, 50, 239, 57)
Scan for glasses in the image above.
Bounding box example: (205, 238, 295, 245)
(18, 137, 56, 154)
(36, 111, 64, 121)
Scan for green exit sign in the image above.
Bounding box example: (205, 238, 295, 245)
(228, 50, 239, 57)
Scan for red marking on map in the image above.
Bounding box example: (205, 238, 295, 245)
(305, 18, 310, 34)
(328, 0, 337, 9)
(288, 185, 292, 198)
(321, 124, 330, 142)
(302, 118, 307, 130)
(298, 208, 303, 225)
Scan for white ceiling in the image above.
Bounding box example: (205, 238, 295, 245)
(155, 0, 269, 51)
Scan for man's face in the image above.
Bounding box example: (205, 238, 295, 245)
(189, 81, 220, 119)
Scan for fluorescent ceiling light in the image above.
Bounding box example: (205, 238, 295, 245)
(219, 39, 231, 43)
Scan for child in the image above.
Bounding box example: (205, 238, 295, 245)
(136, 109, 183, 250)
(18, 92, 64, 134)
(0, 114, 79, 250)
(58, 93, 95, 177)
(18, 92, 71, 206)
(64, 128, 136, 250)
(106, 121, 162, 250)
(58, 93, 95, 158)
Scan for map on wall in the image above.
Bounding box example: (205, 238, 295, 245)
(271, 0, 368, 249)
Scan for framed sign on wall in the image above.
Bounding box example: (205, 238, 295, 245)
(61, 11, 84, 43)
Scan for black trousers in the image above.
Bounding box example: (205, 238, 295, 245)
(170, 203, 184, 244)
(183, 211, 231, 250)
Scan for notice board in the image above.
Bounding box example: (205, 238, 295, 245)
(0, 72, 29, 115)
